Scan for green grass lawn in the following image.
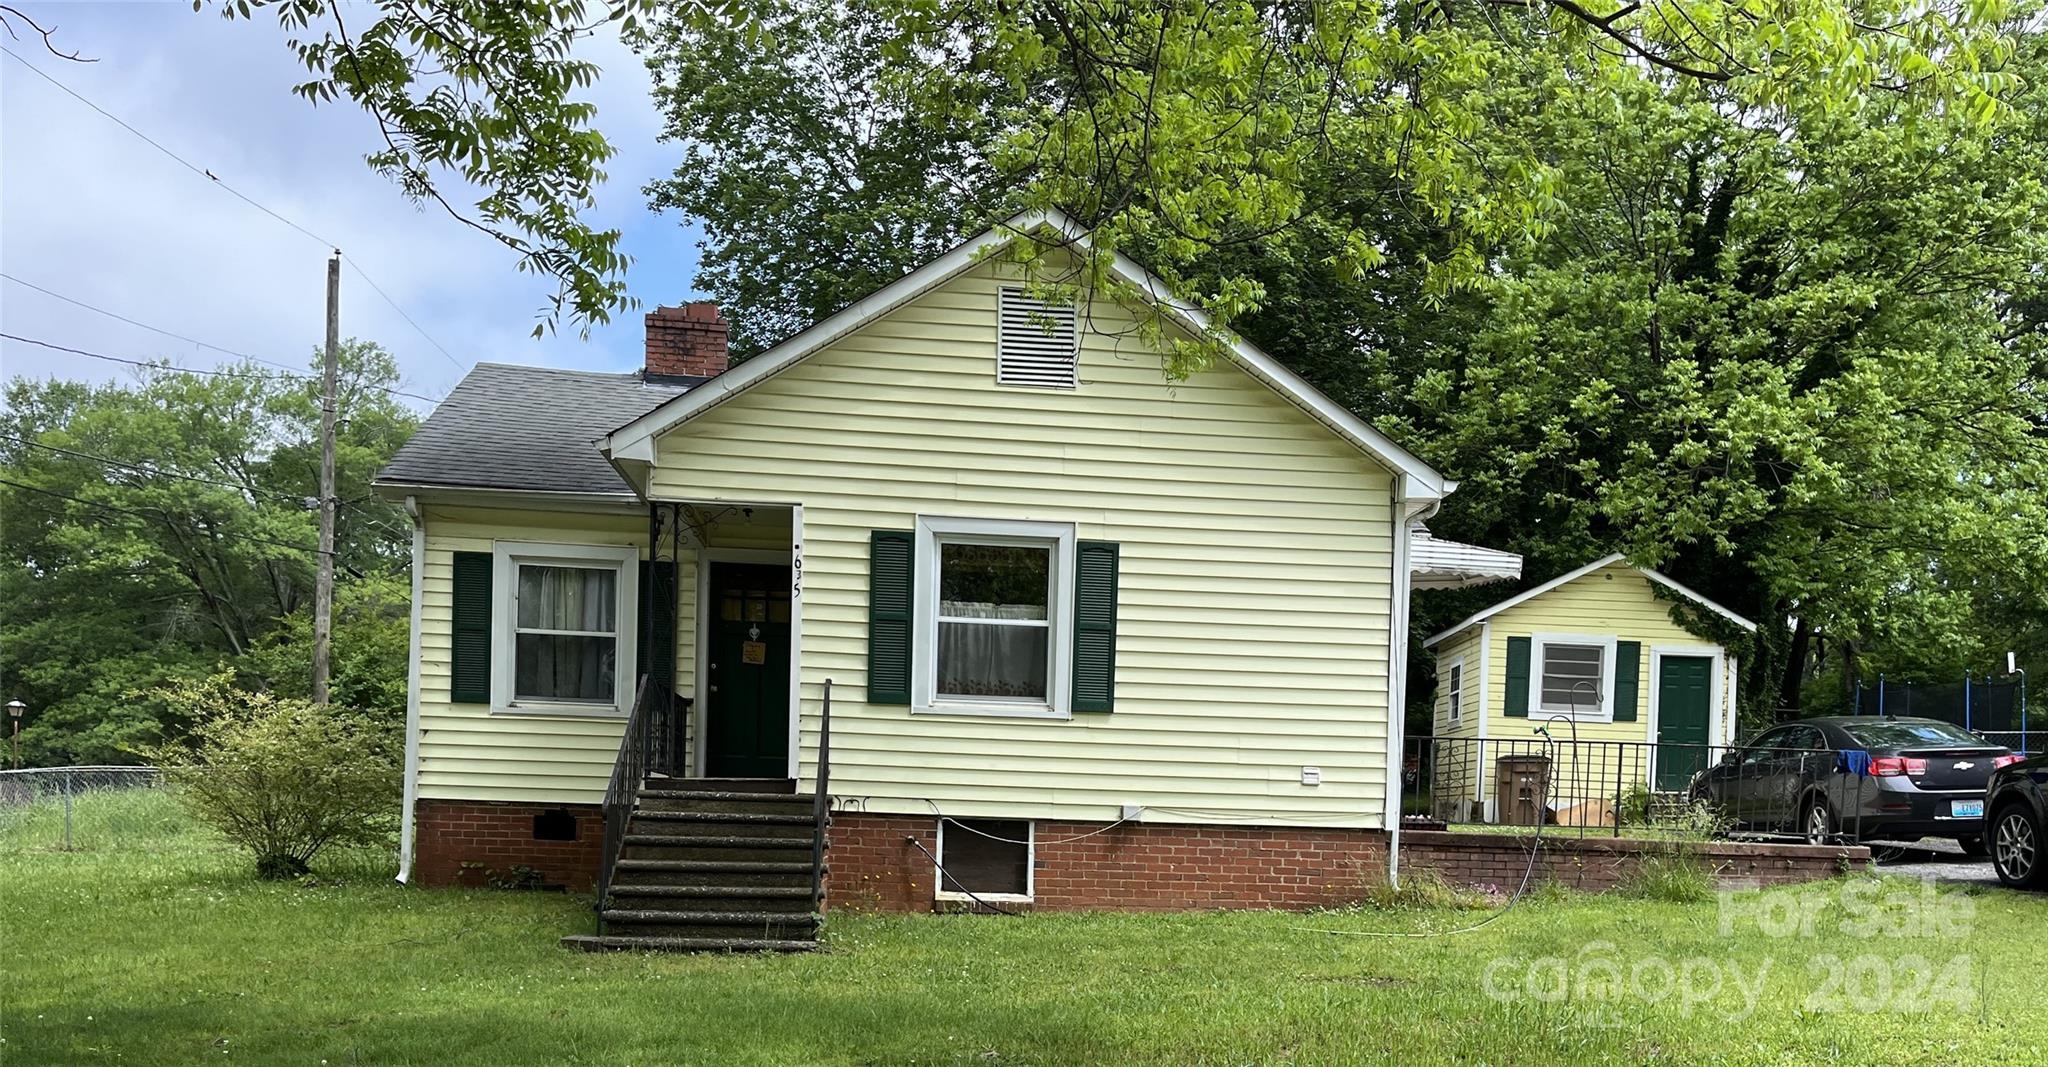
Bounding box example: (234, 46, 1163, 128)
(4, 790, 2042, 1066)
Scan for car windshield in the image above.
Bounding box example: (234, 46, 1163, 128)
(1842, 720, 1986, 749)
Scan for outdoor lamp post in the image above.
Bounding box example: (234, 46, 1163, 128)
(7, 700, 24, 769)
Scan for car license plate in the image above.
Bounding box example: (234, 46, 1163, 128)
(1950, 800, 1983, 819)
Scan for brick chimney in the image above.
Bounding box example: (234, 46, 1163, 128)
(644, 302, 729, 381)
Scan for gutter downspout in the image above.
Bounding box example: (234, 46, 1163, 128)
(396, 495, 425, 884)
(1385, 495, 1439, 889)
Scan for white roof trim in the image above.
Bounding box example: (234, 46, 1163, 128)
(602, 210, 1448, 499)
(1421, 553, 1756, 648)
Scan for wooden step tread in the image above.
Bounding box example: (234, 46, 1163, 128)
(637, 789, 818, 804)
(621, 833, 820, 849)
(632, 810, 815, 825)
(562, 934, 816, 954)
(602, 909, 821, 926)
(613, 859, 818, 874)
(609, 885, 812, 899)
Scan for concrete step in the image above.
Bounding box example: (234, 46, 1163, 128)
(562, 934, 817, 954)
(601, 909, 820, 940)
(619, 835, 815, 864)
(607, 885, 815, 913)
(609, 858, 819, 889)
(636, 790, 820, 815)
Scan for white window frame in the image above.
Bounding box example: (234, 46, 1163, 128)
(1528, 632, 1618, 722)
(1445, 657, 1465, 726)
(911, 516, 1075, 719)
(490, 541, 639, 717)
(934, 817, 1035, 904)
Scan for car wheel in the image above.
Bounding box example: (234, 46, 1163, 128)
(1992, 805, 2046, 889)
(1957, 835, 1988, 858)
(1802, 798, 1835, 845)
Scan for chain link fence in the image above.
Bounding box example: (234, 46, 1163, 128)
(0, 765, 165, 850)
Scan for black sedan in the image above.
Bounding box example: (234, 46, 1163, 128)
(1689, 716, 2022, 849)
(1985, 753, 2048, 889)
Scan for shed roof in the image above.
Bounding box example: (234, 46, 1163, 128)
(375, 362, 694, 497)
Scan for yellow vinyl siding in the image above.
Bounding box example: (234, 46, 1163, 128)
(651, 259, 1397, 827)
(1431, 629, 1483, 740)
(417, 505, 647, 804)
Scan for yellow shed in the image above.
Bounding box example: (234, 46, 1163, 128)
(1420, 554, 1755, 824)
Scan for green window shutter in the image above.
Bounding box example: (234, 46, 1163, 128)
(1503, 636, 1531, 718)
(1071, 540, 1120, 712)
(1612, 641, 1641, 722)
(450, 551, 493, 704)
(867, 530, 914, 705)
(638, 560, 678, 697)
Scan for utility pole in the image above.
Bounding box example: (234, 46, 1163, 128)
(313, 251, 340, 705)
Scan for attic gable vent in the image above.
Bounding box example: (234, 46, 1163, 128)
(997, 287, 1079, 388)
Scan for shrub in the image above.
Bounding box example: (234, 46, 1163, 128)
(141, 675, 399, 879)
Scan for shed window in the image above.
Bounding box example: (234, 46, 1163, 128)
(1537, 640, 1608, 716)
(997, 287, 1078, 388)
(1447, 661, 1463, 724)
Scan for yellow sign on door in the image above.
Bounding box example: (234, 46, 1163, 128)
(741, 640, 767, 665)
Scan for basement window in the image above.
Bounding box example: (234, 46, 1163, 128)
(533, 808, 579, 841)
(997, 287, 1078, 388)
(936, 818, 1033, 901)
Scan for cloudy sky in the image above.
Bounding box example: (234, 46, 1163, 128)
(1, 1, 704, 409)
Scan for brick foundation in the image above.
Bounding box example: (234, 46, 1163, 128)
(408, 803, 1867, 905)
(412, 799, 605, 889)
(825, 814, 1868, 912)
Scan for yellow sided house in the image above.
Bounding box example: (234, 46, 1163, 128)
(1421, 555, 1756, 826)
(374, 213, 1515, 950)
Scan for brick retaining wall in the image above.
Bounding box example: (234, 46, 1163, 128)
(1399, 829, 1868, 894)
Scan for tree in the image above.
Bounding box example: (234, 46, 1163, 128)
(0, 341, 417, 763)
(637, 1, 2048, 724)
(640, 0, 1029, 356)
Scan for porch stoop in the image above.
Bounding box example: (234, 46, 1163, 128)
(563, 777, 826, 953)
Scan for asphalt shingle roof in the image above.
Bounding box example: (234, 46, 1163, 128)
(376, 362, 694, 495)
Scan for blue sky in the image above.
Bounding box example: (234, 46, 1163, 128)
(0, 1, 705, 409)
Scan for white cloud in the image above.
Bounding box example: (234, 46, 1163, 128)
(0, 2, 702, 408)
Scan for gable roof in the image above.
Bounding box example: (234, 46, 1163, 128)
(1421, 553, 1757, 648)
(602, 210, 1452, 501)
(375, 362, 694, 497)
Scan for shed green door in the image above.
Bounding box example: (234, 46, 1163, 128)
(1654, 655, 1715, 792)
(704, 562, 792, 778)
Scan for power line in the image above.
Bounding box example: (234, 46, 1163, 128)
(0, 435, 310, 504)
(0, 476, 330, 558)
(2, 272, 304, 374)
(1, 44, 468, 375)
(0, 331, 443, 405)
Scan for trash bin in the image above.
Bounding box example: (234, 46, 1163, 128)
(1495, 755, 1551, 826)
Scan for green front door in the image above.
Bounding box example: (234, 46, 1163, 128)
(704, 562, 792, 778)
(1654, 655, 1715, 792)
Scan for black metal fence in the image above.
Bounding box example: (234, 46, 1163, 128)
(1405, 735, 1744, 839)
